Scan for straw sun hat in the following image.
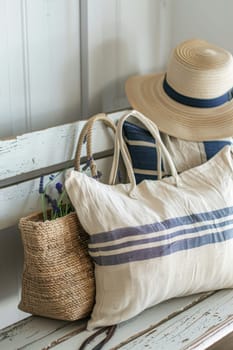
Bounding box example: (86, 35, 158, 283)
(125, 39, 233, 141)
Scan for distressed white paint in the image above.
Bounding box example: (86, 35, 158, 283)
(2, 290, 233, 349)
(0, 316, 68, 349)
(0, 110, 126, 230)
(53, 294, 214, 350)
(0, 293, 210, 349)
(119, 290, 233, 350)
(0, 110, 124, 181)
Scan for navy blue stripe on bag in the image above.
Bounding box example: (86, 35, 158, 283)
(92, 228, 233, 266)
(89, 206, 233, 266)
(89, 206, 233, 244)
(203, 140, 233, 159)
(123, 121, 233, 184)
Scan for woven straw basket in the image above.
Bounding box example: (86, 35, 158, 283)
(18, 210, 95, 321)
(18, 113, 116, 321)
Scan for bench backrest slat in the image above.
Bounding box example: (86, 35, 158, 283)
(0, 110, 127, 230)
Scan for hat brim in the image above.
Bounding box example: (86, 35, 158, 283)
(125, 73, 233, 141)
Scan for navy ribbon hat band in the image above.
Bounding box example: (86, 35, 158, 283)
(163, 77, 233, 108)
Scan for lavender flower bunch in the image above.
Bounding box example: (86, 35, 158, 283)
(39, 173, 74, 221)
(38, 154, 103, 221)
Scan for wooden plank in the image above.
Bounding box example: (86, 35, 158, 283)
(0, 149, 113, 189)
(21, 293, 209, 350)
(0, 293, 209, 349)
(0, 279, 232, 350)
(0, 316, 69, 349)
(0, 110, 124, 181)
(114, 289, 233, 350)
(0, 110, 128, 230)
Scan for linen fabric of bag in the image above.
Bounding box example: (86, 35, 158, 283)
(123, 120, 233, 183)
(65, 110, 233, 330)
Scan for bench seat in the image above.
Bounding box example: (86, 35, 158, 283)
(1, 289, 233, 350)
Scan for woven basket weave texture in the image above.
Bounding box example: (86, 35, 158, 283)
(18, 211, 95, 321)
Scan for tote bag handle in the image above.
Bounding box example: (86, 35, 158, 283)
(109, 110, 180, 195)
(74, 113, 116, 178)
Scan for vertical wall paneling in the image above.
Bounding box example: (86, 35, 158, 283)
(85, 0, 172, 117)
(0, 0, 81, 139)
(157, 0, 173, 67)
(21, 0, 32, 133)
(0, 1, 11, 137)
(79, 0, 89, 118)
(25, 0, 81, 132)
(0, 0, 26, 137)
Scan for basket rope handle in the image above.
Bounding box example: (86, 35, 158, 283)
(74, 113, 116, 178)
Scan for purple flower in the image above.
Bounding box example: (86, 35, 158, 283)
(51, 199, 60, 213)
(56, 182, 63, 194)
(39, 170, 73, 221)
(39, 176, 44, 193)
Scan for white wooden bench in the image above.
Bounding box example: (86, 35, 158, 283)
(2, 290, 233, 349)
(1, 110, 233, 350)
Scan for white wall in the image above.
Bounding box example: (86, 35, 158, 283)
(83, 0, 172, 116)
(0, 0, 172, 138)
(0, 0, 81, 138)
(170, 0, 233, 52)
(2, 0, 233, 139)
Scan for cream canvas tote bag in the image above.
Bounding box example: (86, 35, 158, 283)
(65, 110, 233, 330)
